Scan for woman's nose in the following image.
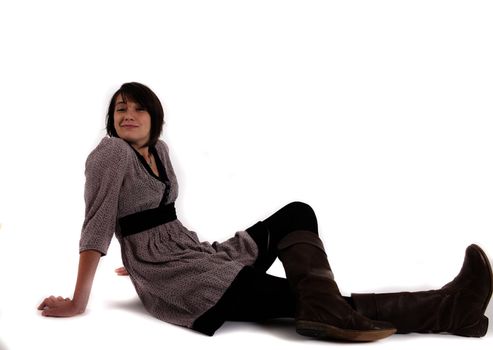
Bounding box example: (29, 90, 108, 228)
(123, 112, 135, 120)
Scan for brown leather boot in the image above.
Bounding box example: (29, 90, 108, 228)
(351, 244, 492, 337)
(277, 230, 396, 341)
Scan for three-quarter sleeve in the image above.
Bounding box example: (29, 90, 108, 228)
(79, 137, 130, 256)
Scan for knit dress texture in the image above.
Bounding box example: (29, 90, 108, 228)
(79, 137, 259, 330)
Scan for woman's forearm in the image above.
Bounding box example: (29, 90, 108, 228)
(38, 249, 102, 317)
(72, 250, 102, 312)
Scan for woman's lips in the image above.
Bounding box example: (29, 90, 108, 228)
(122, 125, 138, 128)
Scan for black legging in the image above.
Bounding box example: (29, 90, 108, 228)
(193, 201, 320, 335)
(246, 201, 319, 272)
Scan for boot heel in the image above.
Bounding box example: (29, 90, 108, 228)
(453, 315, 489, 337)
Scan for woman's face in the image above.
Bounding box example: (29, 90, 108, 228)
(113, 94, 152, 147)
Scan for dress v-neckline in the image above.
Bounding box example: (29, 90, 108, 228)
(128, 143, 169, 184)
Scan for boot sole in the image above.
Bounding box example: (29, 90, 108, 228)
(296, 320, 396, 342)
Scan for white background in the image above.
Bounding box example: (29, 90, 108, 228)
(0, 0, 492, 349)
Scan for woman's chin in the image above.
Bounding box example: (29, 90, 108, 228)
(118, 135, 149, 147)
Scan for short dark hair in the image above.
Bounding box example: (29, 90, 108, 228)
(106, 82, 164, 147)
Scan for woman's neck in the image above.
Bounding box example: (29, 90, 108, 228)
(130, 142, 151, 159)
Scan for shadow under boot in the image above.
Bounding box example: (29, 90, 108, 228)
(351, 244, 493, 337)
(277, 230, 396, 342)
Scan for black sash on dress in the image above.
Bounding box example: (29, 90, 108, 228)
(119, 201, 177, 237)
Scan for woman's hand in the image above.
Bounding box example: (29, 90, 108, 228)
(37, 296, 83, 317)
(115, 266, 129, 276)
(38, 250, 101, 318)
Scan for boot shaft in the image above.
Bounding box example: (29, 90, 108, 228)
(277, 230, 397, 340)
(351, 244, 492, 337)
(277, 230, 334, 286)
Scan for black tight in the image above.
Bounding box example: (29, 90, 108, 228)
(192, 201, 352, 336)
(221, 201, 320, 322)
(246, 201, 319, 272)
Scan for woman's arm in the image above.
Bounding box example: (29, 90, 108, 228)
(38, 250, 101, 317)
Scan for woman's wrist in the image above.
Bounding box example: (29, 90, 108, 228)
(71, 298, 87, 314)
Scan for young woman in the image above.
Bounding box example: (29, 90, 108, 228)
(38, 82, 492, 341)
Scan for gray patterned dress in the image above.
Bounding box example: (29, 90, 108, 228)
(79, 137, 259, 330)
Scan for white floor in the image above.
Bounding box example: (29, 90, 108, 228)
(1, 223, 492, 350)
(1, 1, 493, 349)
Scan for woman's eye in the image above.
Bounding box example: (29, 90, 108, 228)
(116, 108, 126, 112)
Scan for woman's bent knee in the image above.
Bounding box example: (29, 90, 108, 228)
(284, 201, 318, 234)
(285, 201, 314, 214)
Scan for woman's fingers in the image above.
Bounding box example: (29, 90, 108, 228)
(38, 296, 72, 312)
(39, 297, 78, 317)
(37, 300, 46, 310)
(115, 266, 129, 276)
(37, 295, 56, 310)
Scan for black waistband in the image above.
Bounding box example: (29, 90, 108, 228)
(119, 202, 177, 237)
